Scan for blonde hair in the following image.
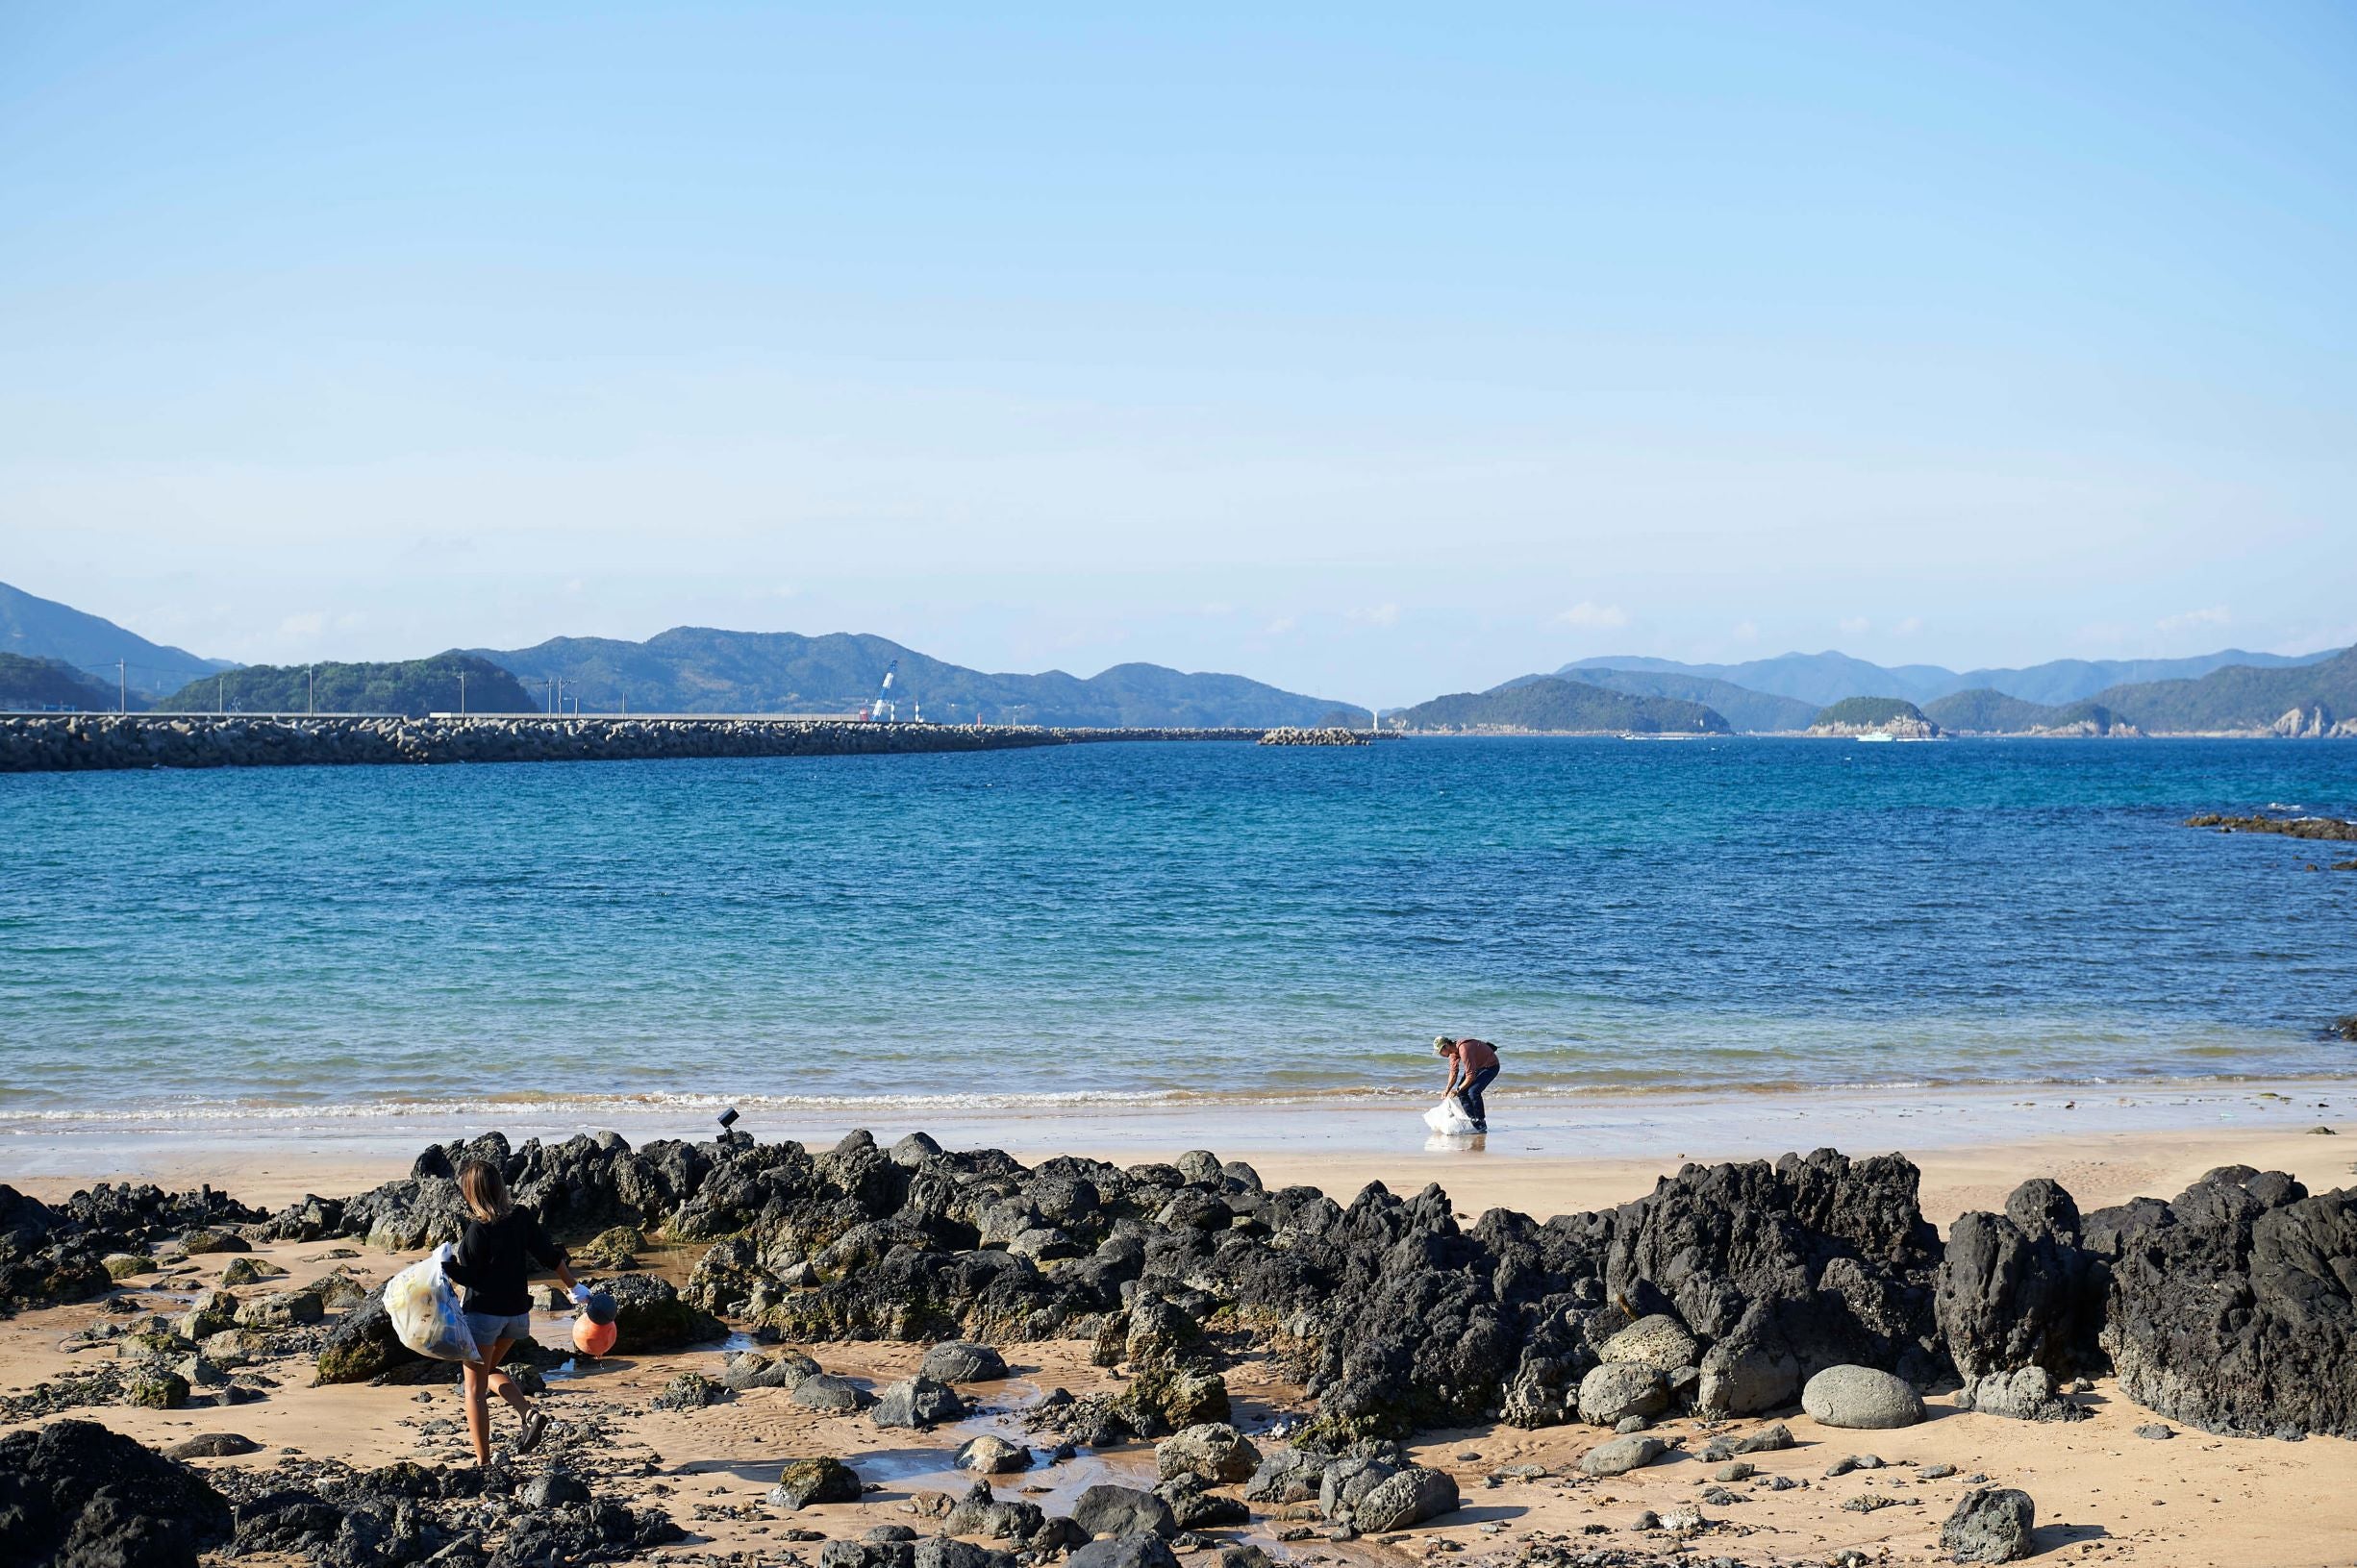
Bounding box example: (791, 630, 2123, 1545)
(458, 1157, 513, 1223)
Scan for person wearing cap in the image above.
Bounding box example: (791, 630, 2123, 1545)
(1434, 1034, 1500, 1132)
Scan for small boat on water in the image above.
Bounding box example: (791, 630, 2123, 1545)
(1855, 731, 1896, 742)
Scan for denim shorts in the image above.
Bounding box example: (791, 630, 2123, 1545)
(464, 1311, 532, 1351)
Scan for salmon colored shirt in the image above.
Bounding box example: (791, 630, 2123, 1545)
(1451, 1038, 1498, 1073)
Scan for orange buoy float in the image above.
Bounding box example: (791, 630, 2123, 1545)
(573, 1314, 617, 1356)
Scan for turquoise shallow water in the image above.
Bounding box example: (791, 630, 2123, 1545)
(1, 736, 2352, 1123)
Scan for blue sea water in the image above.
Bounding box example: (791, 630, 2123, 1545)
(1, 737, 2352, 1124)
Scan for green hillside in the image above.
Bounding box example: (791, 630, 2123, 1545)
(2094, 646, 2357, 734)
(1924, 688, 2131, 734)
(476, 627, 1367, 727)
(1392, 678, 1730, 734)
(152, 654, 539, 717)
(1811, 696, 1930, 729)
(1924, 688, 2051, 732)
(0, 652, 131, 711)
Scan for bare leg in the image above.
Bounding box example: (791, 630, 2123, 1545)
(462, 1360, 493, 1466)
(464, 1335, 529, 1463)
(489, 1368, 533, 1416)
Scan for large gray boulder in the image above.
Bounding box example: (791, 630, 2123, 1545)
(1941, 1487, 2036, 1562)
(722, 1348, 820, 1392)
(1241, 1447, 1330, 1505)
(1154, 1473, 1248, 1531)
(872, 1375, 966, 1430)
(1693, 1302, 1801, 1416)
(1800, 1365, 1923, 1430)
(792, 1373, 877, 1413)
(1316, 1455, 1397, 1524)
(1965, 1365, 2087, 1424)
(1153, 1422, 1259, 1483)
(1577, 1434, 1666, 1476)
(1598, 1314, 1697, 1373)
(1349, 1465, 1458, 1532)
(1068, 1535, 1180, 1568)
(954, 1434, 1032, 1474)
(921, 1340, 1009, 1383)
(1071, 1483, 1176, 1539)
(1576, 1361, 1667, 1426)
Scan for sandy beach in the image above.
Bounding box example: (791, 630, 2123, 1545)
(6, 1082, 2354, 1567)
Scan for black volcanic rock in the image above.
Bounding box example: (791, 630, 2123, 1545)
(0, 1419, 233, 1568)
(2103, 1165, 2357, 1438)
(1936, 1178, 2108, 1406)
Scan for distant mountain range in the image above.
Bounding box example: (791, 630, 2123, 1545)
(471, 627, 1368, 728)
(1554, 647, 2337, 707)
(0, 581, 234, 698)
(5, 578, 2350, 736)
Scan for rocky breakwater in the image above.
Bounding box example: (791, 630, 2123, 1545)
(0, 714, 1268, 773)
(1257, 728, 1372, 746)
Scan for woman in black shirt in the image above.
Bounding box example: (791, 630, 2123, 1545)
(439, 1157, 584, 1465)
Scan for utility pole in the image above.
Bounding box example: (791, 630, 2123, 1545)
(116, 660, 126, 714)
(458, 671, 467, 715)
(306, 664, 314, 716)
(217, 675, 225, 714)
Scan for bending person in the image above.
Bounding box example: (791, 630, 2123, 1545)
(439, 1157, 584, 1466)
(1435, 1034, 1501, 1132)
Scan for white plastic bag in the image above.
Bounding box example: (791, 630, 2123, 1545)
(383, 1256, 480, 1363)
(1422, 1096, 1477, 1133)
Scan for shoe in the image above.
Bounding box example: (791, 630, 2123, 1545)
(515, 1409, 550, 1455)
(1471, 1121, 1489, 1133)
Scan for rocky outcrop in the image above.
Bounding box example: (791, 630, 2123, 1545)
(1, 1181, 264, 1313)
(0, 1419, 234, 1568)
(2186, 811, 2357, 840)
(1607, 1152, 1944, 1416)
(0, 714, 1270, 774)
(115, 1124, 2357, 1450)
(2103, 1165, 2357, 1438)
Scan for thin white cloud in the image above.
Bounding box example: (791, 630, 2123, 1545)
(1838, 615, 1870, 636)
(279, 611, 326, 637)
(2156, 606, 2230, 634)
(1556, 601, 1629, 630)
(1730, 619, 1759, 643)
(1893, 615, 1922, 636)
(1263, 616, 1299, 636)
(1347, 603, 1401, 628)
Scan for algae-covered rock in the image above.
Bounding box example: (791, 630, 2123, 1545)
(768, 1456, 862, 1508)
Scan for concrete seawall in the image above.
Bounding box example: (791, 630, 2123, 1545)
(0, 714, 1267, 773)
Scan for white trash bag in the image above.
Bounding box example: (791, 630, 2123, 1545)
(1422, 1096, 1478, 1134)
(383, 1255, 479, 1363)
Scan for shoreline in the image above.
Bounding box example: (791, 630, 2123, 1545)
(13, 1075, 2348, 1225)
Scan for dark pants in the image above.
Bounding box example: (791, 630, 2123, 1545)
(1457, 1064, 1498, 1125)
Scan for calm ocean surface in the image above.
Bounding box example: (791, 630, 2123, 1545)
(3, 737, 2353, 1126)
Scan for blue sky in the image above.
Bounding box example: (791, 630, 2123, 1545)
(4, 3, 2352, 703)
